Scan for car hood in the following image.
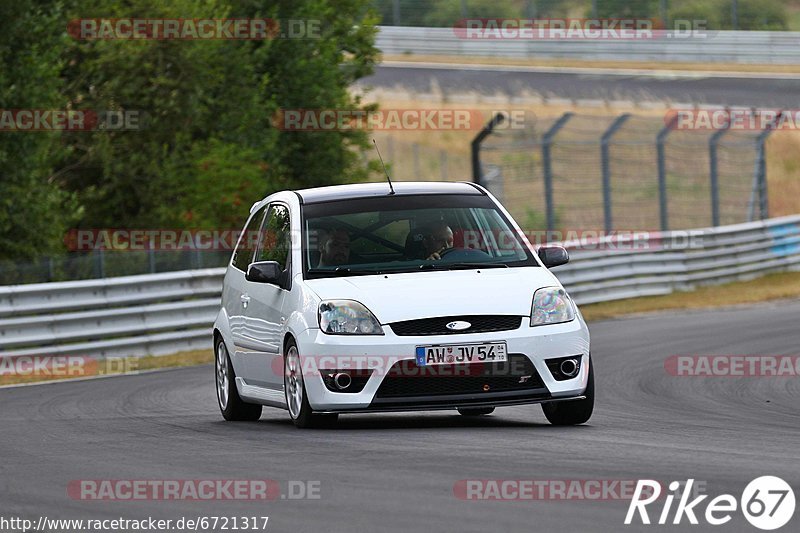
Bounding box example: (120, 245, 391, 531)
(304, 267, 560, 324)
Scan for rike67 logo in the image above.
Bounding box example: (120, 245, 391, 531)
(625, 477, 795, 530)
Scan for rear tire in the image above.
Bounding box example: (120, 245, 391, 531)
(457, 407, 495, 416)
(215, 337, 262, 421)
(284, 339, 338, 429)
(542, 358, 594, 426)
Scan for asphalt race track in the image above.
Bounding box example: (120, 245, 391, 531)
(2, 302, 798, 533)
(363, 64, 800, 107)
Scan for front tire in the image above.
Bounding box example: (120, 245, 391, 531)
(542, 358, 594, 426)
(215, 338, 262, 421)
(284, 340, 337, 429)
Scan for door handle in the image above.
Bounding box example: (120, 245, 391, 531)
(240, 294, 251, 308)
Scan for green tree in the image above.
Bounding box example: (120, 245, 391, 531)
(57, 0, 276, 230)
(422, 0, 522, 27)
(669, 0, 787, 30)
(0, 0, 78, 260)
(593, 0, 660, 18)
(53, 0, 379, 235)
(258, 0, 380, 192)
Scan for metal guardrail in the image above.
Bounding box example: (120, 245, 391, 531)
(1, 215, 799, 359)
(376, 26, 800, 64)
(0, 269, 224, 358)
(560, 215, 800, 304)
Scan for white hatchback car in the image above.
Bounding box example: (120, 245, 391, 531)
(213, 182, 592, 428)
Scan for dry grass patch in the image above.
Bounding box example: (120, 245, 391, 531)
(580, 271, 800, 322)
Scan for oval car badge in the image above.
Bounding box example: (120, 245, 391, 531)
(446, 320, 471, 331)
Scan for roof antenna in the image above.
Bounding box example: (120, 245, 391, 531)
(373, 139, 395, 195)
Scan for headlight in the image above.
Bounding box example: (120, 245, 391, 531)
(531, 287, 575, 326)
(318, 300, 384, 335)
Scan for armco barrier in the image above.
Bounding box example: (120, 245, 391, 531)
(376, 26, 800, 65)
(1, 216, 799, 359)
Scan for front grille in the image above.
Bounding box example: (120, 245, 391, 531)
(389, 315, 522, 336)
(375, 354, 543, 398)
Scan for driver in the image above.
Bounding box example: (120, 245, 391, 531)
(423, 221, 454, 261)
(317, 227, 351, 267)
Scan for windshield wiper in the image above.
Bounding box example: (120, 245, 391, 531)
(418, 262, 508, 271)
(334, 267, 385, 275)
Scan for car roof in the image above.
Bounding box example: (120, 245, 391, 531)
(294, 181, 483, 204)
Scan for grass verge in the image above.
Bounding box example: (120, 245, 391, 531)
(382, 54, 800, 75)
(580, 270, 800, 322)
(0, 349, 213, 387)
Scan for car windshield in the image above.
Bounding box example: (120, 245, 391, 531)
(302, 193, 537, 279)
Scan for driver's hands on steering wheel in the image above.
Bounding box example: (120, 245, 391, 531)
(426, 246, 451, 261)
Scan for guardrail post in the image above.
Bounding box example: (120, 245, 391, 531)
(600, 113, 631, 232)
(471, 113, 506, 186)
(542, 112, 574, 232)
(708, 108, 731, 227)
(93, 249, 105, 279)
(657, 114, 679, 231)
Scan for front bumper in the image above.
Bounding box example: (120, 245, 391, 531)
(295, 316, 591, 412)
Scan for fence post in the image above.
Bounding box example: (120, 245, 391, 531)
(392, 0, 400, 25)
(471, 112, 506, 186)
(708, 108, 731, 227)
(753, 111, 781, 221)
(542, 112, 573, 232)
(600, 113, 631, 232)
(657, 114, 679, 231)
(412, 143, 420, 178)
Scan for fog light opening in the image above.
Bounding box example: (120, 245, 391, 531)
(333, 372, 352, 390)
(560, 358, 579, 378)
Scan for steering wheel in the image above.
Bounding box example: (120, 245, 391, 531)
(437, 247, 492, 261)
(438, 246, 459, 258)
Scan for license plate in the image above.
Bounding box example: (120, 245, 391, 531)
(415, 342, 507, 366)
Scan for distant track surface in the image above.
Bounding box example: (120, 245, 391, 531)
(361, 63, 800, 107)
(2, 303, 799, 532)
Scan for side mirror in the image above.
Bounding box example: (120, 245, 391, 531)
(537, 246, 569, 268)
(246, 261, 282, 284)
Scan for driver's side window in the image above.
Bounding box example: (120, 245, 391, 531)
(232, 205, 268, 272)
(254, 204, 291, 271)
